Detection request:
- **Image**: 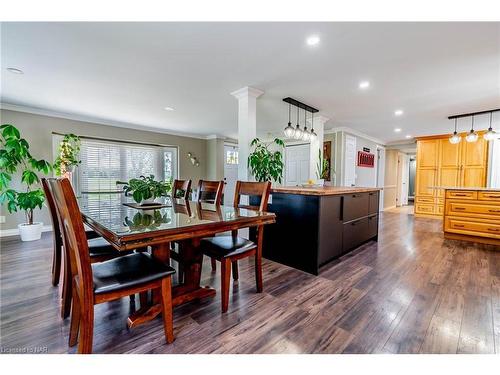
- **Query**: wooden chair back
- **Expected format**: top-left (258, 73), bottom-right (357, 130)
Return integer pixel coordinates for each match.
top-left (48, 178), bottom-right (94, 303)
top-left (41, 178), bottom-right (62, 246)
top-left (196, 180), bottom-right (224, 205)
top-left (172, 179), bottom-right (192, 200)
top-left (233, 181), bottom-right (271, 212)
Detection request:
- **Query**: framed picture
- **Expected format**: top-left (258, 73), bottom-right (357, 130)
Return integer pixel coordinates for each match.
top-left (323, 141), bottom-right (332, 181)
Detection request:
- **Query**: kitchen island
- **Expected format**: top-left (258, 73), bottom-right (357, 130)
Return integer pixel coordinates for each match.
top-left (262, 186), bottom-right (381, 275)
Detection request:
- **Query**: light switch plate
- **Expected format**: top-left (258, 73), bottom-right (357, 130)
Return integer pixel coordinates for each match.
top-left (0, 216), bottom-right (5, 224)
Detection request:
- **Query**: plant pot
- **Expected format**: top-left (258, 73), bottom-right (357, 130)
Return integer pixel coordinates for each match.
top-left (140, 198), bottom-right (157, 205)
top-left (18, 222), bottom-right (43, 242)
top-left (317, 179), bottom-right (325, 186)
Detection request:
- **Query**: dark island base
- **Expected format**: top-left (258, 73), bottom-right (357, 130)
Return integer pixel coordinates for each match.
top-left (260, 190), bottom-right (379, 275)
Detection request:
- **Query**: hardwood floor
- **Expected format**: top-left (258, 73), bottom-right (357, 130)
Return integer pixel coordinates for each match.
top-left (1, 210), bottom-right (499, 354)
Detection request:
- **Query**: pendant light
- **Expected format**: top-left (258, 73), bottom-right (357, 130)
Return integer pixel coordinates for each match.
top-left (310, 113), bottom-right (317, 141)
top-left (484, 111), bottom-right (497, 141)
top-left (293, 106), bottom-right (303, 140)
top-left (283, 102), bottom-right (295, 138)
top-left (465, 115), bottom-right (478, 142)
top-left (449, 118), bottom-right (461, 144)
top-left (302, 108), bottom-right (311, 141)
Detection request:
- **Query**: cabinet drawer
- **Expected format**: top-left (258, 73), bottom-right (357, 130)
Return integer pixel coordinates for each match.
top-left (368, 191), bottom-right (379, 214)
top-left (416, 196), bottom-right (435, 204)
top-left (478, 191), bottom-right (500, 201)
top-left (445, 190), bottom-right (477, 200)
top-left (415, 203), bottom-right (435, 214)
top-left (437, 205), bottom-right (444, 215)
top-left (367, 214), bottom-right (378, 238)
top-left (343, 217), bottom-right (369, 253)
top-left (446, 201), bottom-right (500, 218)
top-left (444, 218), bottom-right (500, 239)
top-left (342, 193), bottom-right (369, 222)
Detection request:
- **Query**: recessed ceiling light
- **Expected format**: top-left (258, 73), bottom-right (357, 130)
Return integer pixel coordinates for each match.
top-left (6, 67), bottom-right (23, 74)
top-left (359, 81), bottom-right (370, 89)
top-left (394, 109), bottom-right (404, 116)
top-left (164, 107), bottom-right (175, 111)
top-left (394, 128), bottom-right (402, 133)
top-left (306, 35), bottom-right (320, 46)
top-left (405, 135), bottom-right (412, 139)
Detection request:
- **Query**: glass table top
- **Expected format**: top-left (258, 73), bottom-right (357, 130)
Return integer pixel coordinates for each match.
top-left (78, 193), bottom-right (273, 237)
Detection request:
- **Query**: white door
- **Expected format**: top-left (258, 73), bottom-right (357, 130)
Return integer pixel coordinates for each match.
top-left (223, 145), bottom-right (239, 205)
top-left (400, 154), bottom-right (410, 205)
top-left (376, 147), bottom-right (385, 211)
top-left (344, 135), bottom-right (357, 186)
top-left (285, 144), bottom-right (310, 186)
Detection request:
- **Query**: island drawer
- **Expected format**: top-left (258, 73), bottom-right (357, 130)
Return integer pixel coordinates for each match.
top-left (445, 190), bottom-right (477, 200)
top-left (478, 191), bottom-right (500, 201)
top-left (367, 214), bottom-right (378, 238)
top-left (342, 193), bottom-right (369, 222)
top-left (343, 217), bottom-right (369, 253)
top-left (446, 201), bottom-right (500, 218)
top-left (368, 191), bottom-right (379, 214)
top-left (444, 217), bottom-right (500, 239)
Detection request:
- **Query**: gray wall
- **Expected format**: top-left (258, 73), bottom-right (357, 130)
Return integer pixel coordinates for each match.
top-left (0, 109), bottom-right (209, 231)
top-left (206, 138), bottom-right (225, 181)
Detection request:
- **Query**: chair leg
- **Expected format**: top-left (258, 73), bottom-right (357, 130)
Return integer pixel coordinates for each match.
top-left (220, 258), bottom-right (231, 313)
top-left (160, 277), bottom-right (174, 344)
top-left (69, 285), bottom-right (81, 347)
top-left (211, 257), bottom-right (216, 272)
top-left (51, 241), bottom-right (62, 286)
top-left (255, 227), bottom-right (264, 293)
top-left (139, 291), bottom-right (149, 308)
top-left (61, 257), bottom-right (72, 319)
top-left (77, 302), bottom-right (94, 354)
top-left (231, 261), bottom-right (239, 280)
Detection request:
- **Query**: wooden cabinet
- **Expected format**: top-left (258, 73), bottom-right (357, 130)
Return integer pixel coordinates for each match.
top-left (415, 133), bottom-right (488, 218)
top-left (443, 189), bottom-right (500, 246)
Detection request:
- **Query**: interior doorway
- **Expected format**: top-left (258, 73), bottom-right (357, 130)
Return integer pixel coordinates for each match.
top-left (223, 144), bottom-right (238, 205)
top-left (285, 143), bottom-right (310, 186)
top-left (408, 155), bottom-right (416, 203)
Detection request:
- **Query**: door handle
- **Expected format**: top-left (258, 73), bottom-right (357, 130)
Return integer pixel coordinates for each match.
top-left (454, 207), bottom-right (466, 210)
top-left (454, 224), bottom-right (465, 228)
top-left (488, 209), bottom-right (500, 213)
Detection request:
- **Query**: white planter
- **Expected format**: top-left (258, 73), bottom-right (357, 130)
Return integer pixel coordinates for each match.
top-left (18, 222), bottom-right (43, 242)
top-left (140, 198), bottom-right (157, 205)
top-left (317, 179), bottom-right (325, 186)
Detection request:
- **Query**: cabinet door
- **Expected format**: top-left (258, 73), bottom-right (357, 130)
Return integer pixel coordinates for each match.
top-left (417, 140), bottom-right (439, 168)
top-left (416, 168), bottom-right (436, 197)
top-left (438, 139), bottom-right (461, 196)
top-left (461, 137), bottom-right (488, 187)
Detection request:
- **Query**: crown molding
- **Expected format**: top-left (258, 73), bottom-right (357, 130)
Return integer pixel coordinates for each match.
top-left (206, 134), bottom-right (227, 140)
top-left (325, 126), bottom-right (386, 146)
top-left (0, 102), bottom-right (216, 140)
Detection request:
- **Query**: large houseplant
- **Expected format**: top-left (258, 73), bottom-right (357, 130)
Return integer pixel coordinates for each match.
top-left (53, 133), bottom-right (81, 176)
top-left (0, 124), bottom-right (52, 241)
top-left (248, 138), bottom-right (285, 183)
top-left (117, 175), bottom-right (172, 204)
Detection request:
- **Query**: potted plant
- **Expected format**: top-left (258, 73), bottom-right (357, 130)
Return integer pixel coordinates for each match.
top-left (53, 133), bottom-right (81, 176)
top-left (316, 149), bottom-right (329, 186)
top-left (248, 138), bottom-right (285, 183)
top-left (117, 175), bottom-right (172, 205)
top-left (0, 124), bottom-right (52, 241)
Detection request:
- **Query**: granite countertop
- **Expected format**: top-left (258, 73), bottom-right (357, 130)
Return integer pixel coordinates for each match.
top-left (429, 186), bottom-right (500, 192)
top-left (271, 186), bottom-right (382, 196)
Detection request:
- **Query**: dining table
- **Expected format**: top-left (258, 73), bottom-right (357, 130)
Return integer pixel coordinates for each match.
top-left (79, 193), bottom-right (276, 328)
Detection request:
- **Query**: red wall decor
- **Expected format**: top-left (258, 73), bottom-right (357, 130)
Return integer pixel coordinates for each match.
top-left (357, 151), bottom-right (375, 168)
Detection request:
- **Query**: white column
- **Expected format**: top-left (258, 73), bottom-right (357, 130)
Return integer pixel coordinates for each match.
top-left (230, 86), bottom-right (264, 181)
top-left (308, 115), bottom-right (329, 180)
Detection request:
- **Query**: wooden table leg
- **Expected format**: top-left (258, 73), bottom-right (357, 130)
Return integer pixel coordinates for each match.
top-left (127, 239), bottom-right (216, 329)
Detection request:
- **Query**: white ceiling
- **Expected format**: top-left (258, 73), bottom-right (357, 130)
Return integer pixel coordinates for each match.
top-left (1, 22), bottom-right (499, 143)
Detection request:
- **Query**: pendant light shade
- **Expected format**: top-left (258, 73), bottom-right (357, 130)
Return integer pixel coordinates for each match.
top-left (484, 112), bottom-right (497, 141)
top-left (302, 110), bottom-right (311, 141)
top-left (293, 106), bottom-right (303, 140)
top-left (449, 118), bottom-right (461, 144)
top-left (283, 102), bottom-right (295, 138)
top-left (310, 114), bottom-right (317, 141)
top-left (465, 115), bottom-right (478, 143)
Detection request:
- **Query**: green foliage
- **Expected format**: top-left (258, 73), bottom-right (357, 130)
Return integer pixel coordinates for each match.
top-left (53, 133), bottom-right (81, 176)
top-left (316, 149), bottom-right (328, 180)
top-left (124, 211), bottom-right (171, 232)
top-left (248, 138), bottom-right (285, 183)
top-left (117, 175), bottom-right (172, 204)
top-left (0, 123), bottom-right (53, 225)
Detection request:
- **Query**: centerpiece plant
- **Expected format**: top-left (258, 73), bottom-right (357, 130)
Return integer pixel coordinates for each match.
top-left (117, 175), bottom-right (172, 204)
top-left (248, 138), bottom-right (285, 183)
top-left (53, 133), bottom-right (81, 176)
top-left (0, 124), bottom-right (52, 241)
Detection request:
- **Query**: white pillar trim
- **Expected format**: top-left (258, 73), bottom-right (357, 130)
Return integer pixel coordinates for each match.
top-left (230, 86), bottom-right (264, 100)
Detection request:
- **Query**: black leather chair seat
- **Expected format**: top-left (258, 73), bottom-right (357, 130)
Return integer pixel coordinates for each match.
top-left (87, 237), bottom-right (120, 257)
top-left (92, 253), bottom-right (176, 295)
top-left (200, 236), bottom-right (256, 259)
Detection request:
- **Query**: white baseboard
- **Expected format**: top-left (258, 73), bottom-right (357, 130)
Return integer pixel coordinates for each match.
top-left (383, 205), bottom-right (397, 211)
top-left (0, 225), bottom-right (53, 238)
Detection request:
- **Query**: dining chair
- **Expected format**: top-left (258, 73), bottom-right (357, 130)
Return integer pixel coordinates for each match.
top-left (49, 178), bottom-right (175, 354)
top-left (41, 178), bottom-right (133, 319)
top-left (172, 179), bottom-right (192, 200)
top-left (200, 181), bottom-right (271, 313)
top-left (194, 180), bottom-right (224, 272)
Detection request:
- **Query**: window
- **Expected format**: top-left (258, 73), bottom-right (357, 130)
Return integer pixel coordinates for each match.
top-left (226, 150), bottom-right (239, 165)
